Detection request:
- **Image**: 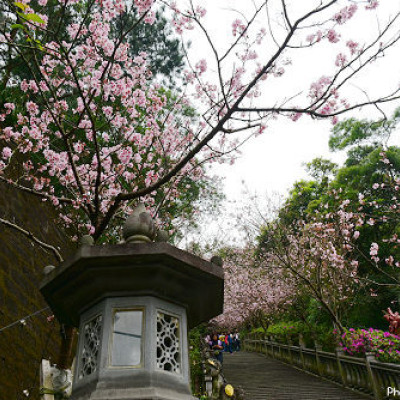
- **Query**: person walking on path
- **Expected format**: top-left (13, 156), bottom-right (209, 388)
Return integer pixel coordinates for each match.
top-left (235, 332), bottom-right (241, 351)
top-left (220, 333), bottom-right (227, 352)
top-left (211, 333), bottom-right (224, 364)
top-left (227, 333), bottom-right (233, 353)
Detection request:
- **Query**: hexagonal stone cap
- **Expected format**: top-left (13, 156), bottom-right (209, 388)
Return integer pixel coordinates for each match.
top-left (40, 242), bottom-right (224, 328)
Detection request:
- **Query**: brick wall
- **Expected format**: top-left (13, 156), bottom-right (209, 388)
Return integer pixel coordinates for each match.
top-left (0, 182), bottom-right (75, 400)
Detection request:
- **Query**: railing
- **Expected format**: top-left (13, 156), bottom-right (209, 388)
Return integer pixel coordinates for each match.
top-left (244, 334), bottom-right (400, 400)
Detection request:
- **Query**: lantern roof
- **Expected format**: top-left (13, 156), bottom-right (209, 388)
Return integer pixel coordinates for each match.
top-left (40, 242), bottom-right (224, 328)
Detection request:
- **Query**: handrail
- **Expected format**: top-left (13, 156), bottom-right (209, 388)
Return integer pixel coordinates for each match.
top-left (244, 336), bottom-right (400, 400)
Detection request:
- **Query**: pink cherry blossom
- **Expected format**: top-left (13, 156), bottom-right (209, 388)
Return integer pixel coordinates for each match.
top-left (333, 5), bottom-right (358, 25)
top-left (370, 242), bottom-right (379, 256)
top-left (327, 29), bottom-right (340, 43)
top-left (335, 53), bottom-right (347, 67)
top-left (0, 0), bottom-right (397, 243)
top-left (366, 1), bottom-right (379, 10)
top-left (2, 147), bottom-right (12, 159)
top-left (26, 102), bottom-right (39, 116)
top-left (232, 19), bottom-right (246, 37)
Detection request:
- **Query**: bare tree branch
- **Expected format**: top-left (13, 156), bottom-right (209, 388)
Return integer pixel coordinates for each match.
top-left (0, 217), bottom-right (63, 262)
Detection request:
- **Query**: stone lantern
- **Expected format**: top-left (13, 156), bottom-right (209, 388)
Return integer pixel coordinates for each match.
top-left (40, 205), bottom-right (224, 400)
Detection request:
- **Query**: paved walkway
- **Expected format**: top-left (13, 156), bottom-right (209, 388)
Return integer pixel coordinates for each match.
top-left (222, 352), bottom-right (371, 400)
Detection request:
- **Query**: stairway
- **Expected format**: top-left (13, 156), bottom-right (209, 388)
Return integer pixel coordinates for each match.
top-left (222, 352), bottom-right (372, 400)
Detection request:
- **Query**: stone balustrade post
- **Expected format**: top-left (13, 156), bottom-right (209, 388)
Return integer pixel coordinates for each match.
top-left (271, 337), bottom-right (275, 359)
top-left (268, 336), bottom-right (273, 357)
top-left (262, 335), bottom-right (267, 355)
top-left (299, 333), bottom-right (306, 369)
top-left (335, 347), bottom-right (347, 387)
top-left (315, 341), bottom-right (323, 376)
top-left (298, 333), bottom-right (306, 348)
top-left (278, 339), bottom-right (283, 359)
top-left (365, 352), bottom-right (382, 400)
top-left (287, 339), bottom-right (294, 364)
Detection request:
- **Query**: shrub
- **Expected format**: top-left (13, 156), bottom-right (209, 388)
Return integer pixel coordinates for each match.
top-left (338, 328), bottom-right (400, 364)
top-left (266, 321), bottom-right (302, 342)
top-left (262, 321), bottom-right (334, 349)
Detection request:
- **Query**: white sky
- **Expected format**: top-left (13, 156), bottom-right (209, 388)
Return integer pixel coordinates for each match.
top-left (213, 118), bottom-right (346, 198)
top-left (179, 0), bottom-right (400, 246)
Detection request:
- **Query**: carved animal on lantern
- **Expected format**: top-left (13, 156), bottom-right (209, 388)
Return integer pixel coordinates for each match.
top-left (204, 357), bottom-right (245, 400)
top-left (204, 358), bottom-right (224, 400)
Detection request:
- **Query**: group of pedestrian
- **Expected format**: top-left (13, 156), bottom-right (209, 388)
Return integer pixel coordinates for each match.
top-left (205, 332), bottom-right (241, 363)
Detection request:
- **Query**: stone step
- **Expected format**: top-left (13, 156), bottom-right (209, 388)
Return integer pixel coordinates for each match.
top-left (222, 352), bottom-right (372, 400)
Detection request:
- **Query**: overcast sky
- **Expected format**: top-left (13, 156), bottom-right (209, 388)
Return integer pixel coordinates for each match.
top-left (180, 0), bottom-right (400, 246)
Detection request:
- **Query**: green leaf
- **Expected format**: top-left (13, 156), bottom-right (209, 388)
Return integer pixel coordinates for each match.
top-left (14, 2), bottom-right (28, 11)
top-left (34, 39), bottom-right (44, 50)
top-left (10, 23), bottom-right (25, 30)
top-left (24, 13), bottom-right (46, 24)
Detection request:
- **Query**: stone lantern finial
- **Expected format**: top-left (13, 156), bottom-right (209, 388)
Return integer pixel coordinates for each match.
top-left (123, 203), bottom-right (156, 243)
top-left (80, 235), bottom-right (94, 246)
top-left (155, 229), bottom-right (169, 243)
top-left (211, 255), bottom-right (223, 267)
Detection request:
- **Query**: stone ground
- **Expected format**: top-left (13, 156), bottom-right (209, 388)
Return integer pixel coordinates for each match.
top-left (222, 352), bottom-right (372, 400)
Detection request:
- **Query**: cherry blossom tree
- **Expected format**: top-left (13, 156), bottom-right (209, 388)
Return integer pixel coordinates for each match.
top-left (1, 0), bottom-right (400, 247)
top-left (0, 0), bottom-right (221, 245)
top-left (257, 203), bottom-right (363, 332)
top-left (212, 247), bottom-right (294, 330)
top-left (356, 150), bottom-right (400, 287)
top-left (213, 160), bottom-right (399, 332)
top-left (254, 144), bottom-right (399, 330)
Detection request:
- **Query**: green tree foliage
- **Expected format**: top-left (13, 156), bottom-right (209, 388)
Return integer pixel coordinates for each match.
top-left (115, 7), bottom-right (184, 82)
top-left (278, 179), bottom-right (326, 227)
top-left (1, 0), bottom-right (74, 85)
top-left (257, 110), bottom-right (400, 330)
top-left (0, 2), bottom-right (184, 87)
top-left (329, 108), bottom-right (400, 152)
top-left (277, 158), bottom-right (338, 227)
top-left (304, 157), bottom-right (338, 182)
top-left (335, 146), bottom-right (399, 194)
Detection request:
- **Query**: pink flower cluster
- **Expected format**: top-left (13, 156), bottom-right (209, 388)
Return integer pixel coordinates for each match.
top-left (338, 327), bottom-right (400, 364)
top-left (0, 0), bottom-right (221, 238)
top-left (365, 1), bottom-right (379, 11)
top-left (232, 19), bottom-right (246, 37)
top-left (212, 248), bottom-right (294, 329)
top-left (333, 4), bottom-right (358, 25)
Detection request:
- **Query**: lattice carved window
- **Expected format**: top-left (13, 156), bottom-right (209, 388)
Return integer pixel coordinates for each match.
top-left (78, 315), bottom-right (102, 379)
top-left (156, 312), bottom-right (181, 373)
